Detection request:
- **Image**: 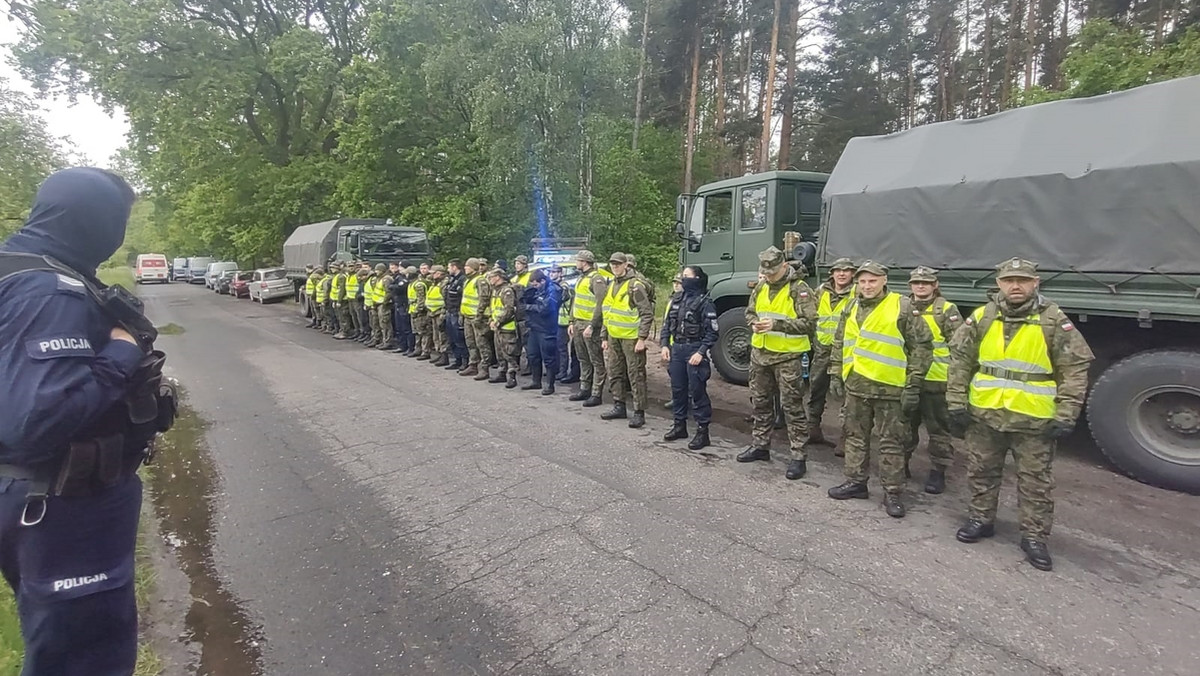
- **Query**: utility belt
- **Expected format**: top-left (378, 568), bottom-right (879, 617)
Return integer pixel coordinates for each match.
top-left (978, 366), bottom-right (1048, 382)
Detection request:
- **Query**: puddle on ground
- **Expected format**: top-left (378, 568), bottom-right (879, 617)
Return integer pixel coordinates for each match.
top-left (149, 398), bottom-right (264, 675)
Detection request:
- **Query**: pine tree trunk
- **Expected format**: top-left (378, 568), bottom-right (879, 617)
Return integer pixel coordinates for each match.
top-left (984, 0), bottom-right (994, 113)
top-left (1024, 0), bottom-right (1037, 91)
top-left (715, 0), bottom-right (728, 176)
top-left (1002, 0), bottom-right (1021, 108)
top-left (632, 0), bottom-right (652, 151)
top-left (777, 0), bottom-right (799, 170)
top-left (758, 0), bottom-right (782, 172)
top-left (683, 27), bottom-right (702, 193)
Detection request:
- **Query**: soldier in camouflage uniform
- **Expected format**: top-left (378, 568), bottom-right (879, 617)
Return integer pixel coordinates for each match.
top-left (598, 252), bottom-right (655, 428)
top-left (487, 268), bottom-right (521, 388)
top-left (317, 267), bottom-right (334, 333)
top-left (827, 261), bottom-right (933, 518)
top-left (333, 263), bottom-right (353, 340)
top-left (373, 263), bottom-right (396, 349)
top-left (948, 258), bottom-right (1093, 572)
top-left (737, 247), bottom-right (819, 479)
top-left (305, 266), bottom-right (321, 328)
top-left (568, 250), bottom-right (609, 407)
top-left (806, 257), bottom-right (856, 455)
top-left (429, 264), bottom-right (449, 365)
top-left (407, 266), bottom-right (431, 359)
top-left (902, 266), bottom-right (963, 494)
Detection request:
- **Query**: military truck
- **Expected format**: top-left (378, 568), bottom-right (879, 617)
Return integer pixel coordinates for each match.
top-left (821, 75), bottom-right (1200, 494)
top-left (283, 218), bottom-right (434, 316)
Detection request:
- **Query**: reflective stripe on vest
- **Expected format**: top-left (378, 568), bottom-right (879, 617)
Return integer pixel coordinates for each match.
top-left (427, 284), bottom-right (445, 312)
top-left (346, 274), bottom-right (360, 298)
top-left (573, 272), bottom-right (598, 321)
top-left (305, 277), bottom-right (316, 296)
top-left (750, 282), bottom-right (812, 353)
top-left (921, 301), bottom-right (949, 383)
top-left (491, 292), bottom-right (516, 331)
top-left (817, 288), bottom-right (852, 346)
top-left (331, 274), bottom-right (346, 301)
top-left (842, 292), bottom-right (907, 387)
top-left (364, 278), bottom-right (376, 307)
top-left (511, 271), bottom-right (530, 287)
top-left (602, 279), bottom-right (639, 340)
top-left (372, 278), bottom-right (388, 304)
top-left (462, 276), bottom-right (481, 317)
top-left (968, 308), bottom-right (1057, 420)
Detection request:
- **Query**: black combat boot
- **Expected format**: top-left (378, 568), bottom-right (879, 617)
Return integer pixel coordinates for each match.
top-left (582, 395), bottom-right (603, 408)
top-left (365, 339), bottom-right (378, 348)
top-left (474, 369), bottom-right (492, 381)
top-left (505, 372), bottom-right (518, 389)
top-left (521, 380), bottom-right (542, 390)
top-left (488, 372), bottom-right (506, 384)
top-left (924, 468), bottom-right (946, 495)
top-left (807, 427), bottom-right (827, 446)
top-left (687, 426), bottom-right (710, 450)
top-left (955, 519), bottom-right (995, 543)
top-left (600, 402), bottom-right (627, 420)
top-left (827, 481), bottom-right (869, 500)
top-left (541, 382), bottom-right (555, 395)
top-left (833, 446), bottom-right (845, 458)
top-left (663, 421), bottom-right (689, 441)
top-left (445, 361), bottom-right (463, 370)
top-left (432, 355), bottom-right (450, 367)
top-left (561, 374), bottom-right (580, 384)
top-left (568, 388), bottom-right (591, 402)
top-left (627, 410), bottom-right (645, 429)
top-left (416, 353), bottom-right (431, 361)
top-left (1020, 538), bottom-right (1053, 571)
top-left (736, 446), bottom-right (771, 463)
top-left (883, 493), bottom-right (906, 518)
top-left (785, 459), bottom-right (807, 480)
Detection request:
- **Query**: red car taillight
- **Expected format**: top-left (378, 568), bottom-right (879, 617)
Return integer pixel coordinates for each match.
top-left (261, 282), bottom-right (269, 289)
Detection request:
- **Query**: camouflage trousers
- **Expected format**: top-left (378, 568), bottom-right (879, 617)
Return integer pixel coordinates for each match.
top-left (431, 311), bottom-right (447, 358)
top-left (413, 313), bottom-right (432, 355)
top-left (606, 338), bottom-right (647, 411)
top-left (366, 305), bottom-right (379, 339)
top-left (842, 393), bottom-right (907, 494)
top-left (465, 320), bottom-right (493, 367)
top-left (750, 355), bottom-right (809, 459)
top-left (805, 346), bottom-right (836, 430)
top-left (337, 302), bottom-right (353, 335)
top-left (571, 320), bottom-right (606, 395)
top-left (375, 304), bottom-right (394, 344)
top-left (965, 422), bottom-right (1055, 541)
top-left (313, 301), bottom-right (325, 326)
top-left (348, 299), bottom-right (363, 334)
top-left (494, 329), bottom-right (521, 375)
top-left (903, 389), bottom-right (955, 470)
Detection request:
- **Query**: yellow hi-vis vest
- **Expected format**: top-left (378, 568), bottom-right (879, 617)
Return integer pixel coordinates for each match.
top-left (462, 275), bottom-right (481, 317)
top-left (750, 282), bottom-right (812, 353)
top-left (920, 299), bottom-right (950, 383)
top-left (346, 273), bottom-right (360, 299)
top-left (407, 279), bottom-right (423, 308)
top-left (842, 292), bottom-right (907, 387)
top-left (817, 288), bottom-right (853, 346)
top-left (968, 307), bottom-right (1057, 420)
top-left (573, 271), bottom-right (599, 321)
top-left (363, 278), bottom-right (376, 308)
top-left (427, 284), bottom-right (445, 312)
top-left (305, 276), bottom-right (316, 297)
top-left (331, 273), bottom-right (346, 302)
top-left (315, 277), bottom-right (328, 303)
top-left (372, 277), bottom-right (388, 304)
top-left (491, 291), bottom-right (516, 331)
top-left (602, 278), bottom-right (639, 340)
top-left (511, 271), bottom-right (531, 287)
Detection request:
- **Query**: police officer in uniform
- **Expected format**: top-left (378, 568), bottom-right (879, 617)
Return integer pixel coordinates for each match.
top-left (550, 265), bottom-right (580, 384)
top-left (518, 269), bottom-right (561, 395)
top-left (389, 261), bottom-right (413, 355)
top-left (0, 168), bottom-right (175, 674)
top-left (948, 258), bottom-right (1094, 571)
top-left (660, 266), bottom-right (718, 450)
top-left (443, 259), bottom-right (468, 370)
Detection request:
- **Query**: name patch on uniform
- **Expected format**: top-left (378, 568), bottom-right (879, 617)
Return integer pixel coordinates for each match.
top-left (27, 337), bottom-right (94, 360)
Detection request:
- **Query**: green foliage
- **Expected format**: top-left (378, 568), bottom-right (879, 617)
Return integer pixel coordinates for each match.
top-left (0, 78), bottom-right (68, 240)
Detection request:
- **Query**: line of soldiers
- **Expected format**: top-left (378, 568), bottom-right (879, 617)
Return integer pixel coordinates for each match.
top-left (740, 247), bottom-right (1093, 572)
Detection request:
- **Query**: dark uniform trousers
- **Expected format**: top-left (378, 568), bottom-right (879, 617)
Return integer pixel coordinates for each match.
top-left (394, 308), bottom-right (414, 352)
top-left (669, 342), bottom-right (712, 426)
top-left (526, 328), bottom-right (558, 383)
top-left (556, 326), bottom-right (580, 380)
top-left (447, 313), bottom-right (468, 363)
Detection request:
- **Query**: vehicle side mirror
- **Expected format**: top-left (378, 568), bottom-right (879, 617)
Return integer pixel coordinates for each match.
top-left (675, 195), bottom-right (688, 223)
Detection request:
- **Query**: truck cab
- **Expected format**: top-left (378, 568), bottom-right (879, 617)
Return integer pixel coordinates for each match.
top-left (677, 171), bottom-right (828, 385)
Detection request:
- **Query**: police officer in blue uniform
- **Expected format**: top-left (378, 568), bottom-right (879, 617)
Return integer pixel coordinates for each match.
top-left (0, 168), bottom-right (174, 676)
top-left (659, 265), bottom-right (719, 450)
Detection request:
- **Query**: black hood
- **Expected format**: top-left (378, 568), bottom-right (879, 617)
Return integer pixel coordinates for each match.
top-left (2, 167), bottom-right (135, 276)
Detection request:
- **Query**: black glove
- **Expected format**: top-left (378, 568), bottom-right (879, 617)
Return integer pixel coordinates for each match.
top-left (829, 376), bottom-right (845, 399)
top-left (947, 408), bottom-right (971, 439)
top-left (900, 388), bottom-right (921, 415)
top-left (1042, 419), bottom-right (1074, 440)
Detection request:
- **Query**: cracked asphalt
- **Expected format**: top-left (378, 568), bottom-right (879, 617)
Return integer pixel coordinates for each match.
top-left (144, 282), bottom-right (1200, 675)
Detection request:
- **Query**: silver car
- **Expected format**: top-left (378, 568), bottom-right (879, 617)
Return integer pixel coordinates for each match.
top-left (249, 267), bottom-right (292, 304)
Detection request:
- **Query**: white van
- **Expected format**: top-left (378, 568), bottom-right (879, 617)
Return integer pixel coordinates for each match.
top-left (135, 253), bottom-right (170, 284)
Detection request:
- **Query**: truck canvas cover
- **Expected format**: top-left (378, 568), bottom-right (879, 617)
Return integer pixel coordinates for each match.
top-left (283, 218), bottom-right (388, 268)
top-left (821, 75), bottom-right (1200, 274)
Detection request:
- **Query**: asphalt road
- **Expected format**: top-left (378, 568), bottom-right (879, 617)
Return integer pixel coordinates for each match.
top-left (142, 281), bottom-right (1200, 675)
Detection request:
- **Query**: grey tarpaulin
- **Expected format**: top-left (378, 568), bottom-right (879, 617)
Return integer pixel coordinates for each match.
top-left (821, 75), bottom-right (1200, 274)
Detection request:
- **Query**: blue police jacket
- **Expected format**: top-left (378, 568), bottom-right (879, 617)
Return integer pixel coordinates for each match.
top-left (0, 168), bottom-right (144, 467)
top-left (520, 281), bottom-right (560, 334)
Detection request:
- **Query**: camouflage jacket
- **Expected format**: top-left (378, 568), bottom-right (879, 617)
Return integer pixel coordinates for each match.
top-left (947, 293), bottom-right (1094, 432)
top-left (910, 294), bottom-right (964, 393)
top-left (829, 290), bottom-right (933, 400)
top-left (599, 273), bottom-right (655, 341)
top-left (409, 278), bottom-right (427, 314)
top-left (473, 274), bottom-right (493, 325)
top-left (492, 283), bottom-right (518, 329)
top-left (813, 280), bottom-right (855, 358)
top-left (377, 273), bottom-right (395, 305)
top-left (744, 268), bottom-right (819, 366)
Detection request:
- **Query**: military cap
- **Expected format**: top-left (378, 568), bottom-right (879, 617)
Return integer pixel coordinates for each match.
top-left (908, 266), bottom-right (939, 283)
top-left (405, 266), bottom-right (417, 275)
top-left (627, 253), bottom-right (638, 268)
top-left (829, 257), bottom-right (857, 271)
top-left (477, 257), bottom-right (489, 269)
top-left (575, 249), bottom-right (596, 263)
top-left (515, 255), bottom-right (528, 264)
top-left (486, 266), bottom-right (506, 278)
top-left (758, 246), bottom-right (786, 274)
top-left (995, 257), bottom-right (1039, 279)
top-left (672, 273), bottom-right (682, 284)
top-left (305, 264), bottom-right (314, 272)
top-left (465, 257), bottom-right (480, 269)
top-left (608, 252), bottom-right (628, 264)
top-left (855, 260), bottom-right (889, 277)
top-left (431, 264), bottom-right (446, 274)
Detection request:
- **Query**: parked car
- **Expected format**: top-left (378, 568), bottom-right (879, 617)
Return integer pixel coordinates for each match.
top-left (205, 261), bottom-right (238, 289)
top-left (135, 253), bottom-right (170, 284)
top-left (187, 256), bottom-right (214, 284)
top-left (249, 267), bottom-right (292, 303)
top-left (172, 257), bottom-right (189, 281)
top-left (229, 271), bottom-right (252, 299)
top-left (215, 269), bottom-right (238, 295)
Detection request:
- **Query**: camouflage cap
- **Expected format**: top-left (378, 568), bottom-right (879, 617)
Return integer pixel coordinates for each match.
top-left (305, 264), bottom-right (314, 272)
top-left (487, 266), bottom-right (506, 278)
top-left (431, 264), bottom-right (446, 274)
top-left (672, 273), bottom-right (683, 284)
top-left (608, 252), bottom-right (628, 264)
top-left (829, 257), bottom-right (857, 271)
top-left (314, 266), bottom-right (325, 274)
top-left (758, 246), bottom-right (786, 274)
top-left (374, 263), bottom-right (386, 273)
top-left (855, 260), bottom-right (889, 278)
top-left (908, 265), bottom-right (939, 283)
top-left (575, 249), bottom-right (596, 263)
top-left (995, 257), bottom-right (1039, 279)
top-left (465, 257), bottom-right (480, 269)
top-left (626, 253), bottom-right (638, 268)
top-left (478, 257), bottom-right (489, 269)
top-left (514, 255), bottom-right (528, 264)
top-left (405, 266), bottom-right (418, 275)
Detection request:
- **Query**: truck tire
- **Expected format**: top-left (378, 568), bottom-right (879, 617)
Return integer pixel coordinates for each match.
top-left (298, 291), bottom-right (311, 318)
top-left (1087, 349), bottom-right (1200, 494)
top-left (712, 308), bottom-right (751, 386)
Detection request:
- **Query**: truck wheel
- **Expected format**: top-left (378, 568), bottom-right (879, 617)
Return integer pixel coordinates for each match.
top-left (298, 292), bottom-right (311, 318)
top-left (712, 308), bottom-right (750, 386)
top-left (1087, 349), bottom-right (1200, 494)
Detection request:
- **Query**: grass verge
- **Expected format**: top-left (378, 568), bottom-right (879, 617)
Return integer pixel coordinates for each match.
top-left (98, 266), bottom-right (136, 289)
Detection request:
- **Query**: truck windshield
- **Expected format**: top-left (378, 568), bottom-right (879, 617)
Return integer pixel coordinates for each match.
top-left (357, 231), bottom-right (431, 257)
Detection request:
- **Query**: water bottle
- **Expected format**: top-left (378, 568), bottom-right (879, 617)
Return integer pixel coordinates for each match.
top-left (802, 352), bottom-right (810, 381)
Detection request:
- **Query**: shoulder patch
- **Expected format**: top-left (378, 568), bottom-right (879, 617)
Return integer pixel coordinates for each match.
top-left (26, 336), bottom-right (95, 360)
top-left (56, 274), bottom-right (87, 295)
top-left (1061, 321), bottom-right (1074, 331)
